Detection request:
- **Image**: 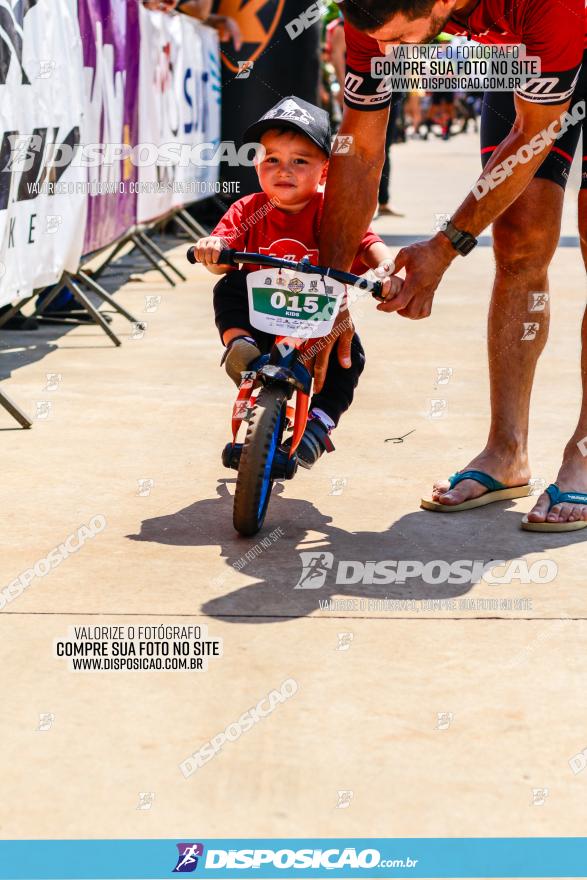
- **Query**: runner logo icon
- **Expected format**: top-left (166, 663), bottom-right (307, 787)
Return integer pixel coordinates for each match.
top-left (173, 843), bottom-right (204, 873)
top-left (294, 551), bottom-right (334, 589)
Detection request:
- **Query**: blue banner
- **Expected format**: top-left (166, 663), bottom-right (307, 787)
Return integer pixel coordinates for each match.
top-left (1, 838), bottom-right (587, 879)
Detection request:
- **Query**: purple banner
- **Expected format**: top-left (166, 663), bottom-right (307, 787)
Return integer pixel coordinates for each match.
top-left (78, 0), bottom-right (140, 255)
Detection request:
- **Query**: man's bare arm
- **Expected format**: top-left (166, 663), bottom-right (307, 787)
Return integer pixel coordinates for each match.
top-left (330, 27), bottom-right (346, 108)
top-left (380, 95), bottom-right (573, 319)
top-left (309, 105), bottom-right (389, 391)
top-left (312, 104), bottom-right (390, 392)
top-left (452, 94), bottom-right (572, 236)
top-left (320, 104), bottom-right (389, 271)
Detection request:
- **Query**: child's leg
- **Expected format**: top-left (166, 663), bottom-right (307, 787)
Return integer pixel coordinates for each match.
top-left (213, 271), bottom-right (272, 383)
top-left (309, 332), bottom-right (366, 427)
top-left (222, 333), bottom-right (263, 384)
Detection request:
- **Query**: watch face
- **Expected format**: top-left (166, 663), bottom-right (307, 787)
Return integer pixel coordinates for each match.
top-left (460, 236), bottom-right (477, 255)
top-left (442, 222), bottom-right (477, 254)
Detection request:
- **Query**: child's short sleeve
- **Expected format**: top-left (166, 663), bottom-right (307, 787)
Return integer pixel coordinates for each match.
top-left (211, 198), bottom-right (247, 250)
top-left (349, 226), bottom-right (384, 274)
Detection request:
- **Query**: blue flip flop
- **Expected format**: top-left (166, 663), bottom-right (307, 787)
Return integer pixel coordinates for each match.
top-left (421, 469), bottom-right (531, 513)
top-left (522, 483), bottom-right (587, 531)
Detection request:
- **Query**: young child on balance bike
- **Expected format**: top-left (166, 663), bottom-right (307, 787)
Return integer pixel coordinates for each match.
top-left (194, 96), bottom-right (392, 468)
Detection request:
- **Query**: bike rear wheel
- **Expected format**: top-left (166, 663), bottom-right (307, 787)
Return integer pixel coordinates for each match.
top-left (233, 385), bottom-right (287, 537)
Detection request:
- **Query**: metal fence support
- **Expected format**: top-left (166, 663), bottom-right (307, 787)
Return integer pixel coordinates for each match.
top-left (90, 235), bottom-right (135, 281)
top-left (0, 295), bottom-right (36, 329)
top-left (177, 208), bottom-right (209, 238)
top-left (130, 234), bottom-right (176, 287)
top-left (174, 211), bottom-right (203, 240)
top-left (64, 273), bottom-right (122, 346)
top-left (77, 270), bottom-right (138, 323)
top-left (34, 276), bottom-right (68, 317)
top-left (138, 232), bottom-right (187, 282)
top-left (0, 207), bottom-right (205, 342)
top-left (0, 388), bottom-right (32, 428)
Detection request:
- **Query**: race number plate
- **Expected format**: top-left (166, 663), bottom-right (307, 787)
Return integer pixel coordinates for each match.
top-left (246, 269), bottom-right (345, 338)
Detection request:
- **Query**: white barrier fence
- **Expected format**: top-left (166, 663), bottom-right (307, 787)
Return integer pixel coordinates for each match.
top-left (0, 0), bottom-right (220, 309)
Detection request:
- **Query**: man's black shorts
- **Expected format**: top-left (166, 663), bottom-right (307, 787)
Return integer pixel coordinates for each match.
top-left (480, 51), bottom-right (587, 189)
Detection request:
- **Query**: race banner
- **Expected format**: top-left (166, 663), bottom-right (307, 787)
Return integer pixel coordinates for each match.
top-left (137, 7), bottom-right (221, 224)
top-left (0, 0), bottom-right (222, 304)
top-left (78, 0), bottom-right (140, 255)
top-left (0, 0), bottom-right (86, 306)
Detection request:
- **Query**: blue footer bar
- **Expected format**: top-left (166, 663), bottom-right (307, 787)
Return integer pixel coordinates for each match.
top-left (1, 838), bottom-right (587, 879)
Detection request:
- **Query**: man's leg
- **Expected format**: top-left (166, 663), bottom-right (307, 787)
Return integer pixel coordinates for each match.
top-left (525, 188), bottom-right (587, 524)
top-left (432, 178), bottom-right (563, 505)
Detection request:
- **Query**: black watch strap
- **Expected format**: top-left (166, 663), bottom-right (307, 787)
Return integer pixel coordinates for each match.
top-left (441, 220), bottom-right (478, 256)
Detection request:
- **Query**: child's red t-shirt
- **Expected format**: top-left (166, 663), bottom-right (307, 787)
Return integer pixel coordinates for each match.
top-left (212, 191), bottom-right (382, 275)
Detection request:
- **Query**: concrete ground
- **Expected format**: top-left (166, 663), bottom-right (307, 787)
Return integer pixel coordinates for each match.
top-left (1, 130), bottom-right (587, 844)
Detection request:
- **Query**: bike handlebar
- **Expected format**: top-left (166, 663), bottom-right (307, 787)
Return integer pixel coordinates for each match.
top-left (186, 247), bottom-right (384, 299)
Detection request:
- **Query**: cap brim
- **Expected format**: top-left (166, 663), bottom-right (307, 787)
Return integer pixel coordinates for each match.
top-left (242, 119), bottom-right (330, 156)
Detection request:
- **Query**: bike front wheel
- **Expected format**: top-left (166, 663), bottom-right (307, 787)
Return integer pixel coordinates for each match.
top-left (233, 385), bottom-right (287, 537)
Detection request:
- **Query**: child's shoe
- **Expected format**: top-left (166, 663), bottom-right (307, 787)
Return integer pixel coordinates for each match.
top-left (221, 336), bottom-right (262, 385)
top-left (284, 409), bottom-right (335, 469)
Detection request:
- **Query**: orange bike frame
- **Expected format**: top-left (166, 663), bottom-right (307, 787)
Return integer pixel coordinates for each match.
top-left (230, 334), bottom-right (314, 458)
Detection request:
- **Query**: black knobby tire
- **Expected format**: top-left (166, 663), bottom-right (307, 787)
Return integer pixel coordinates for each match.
top-left (233, 385), bottom-right (287, 537)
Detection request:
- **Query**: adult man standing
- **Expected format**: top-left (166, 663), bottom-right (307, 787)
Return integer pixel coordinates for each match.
top-left (314, 0), bottom-right (587, 530)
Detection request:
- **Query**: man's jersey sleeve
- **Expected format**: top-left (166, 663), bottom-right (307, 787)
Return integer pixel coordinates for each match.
top-left (513, 0), bottom-right (583, 104)
top-left (443, 0), bottom-right (584, 105)
top-left (344, 20), bottom-right (392, 110)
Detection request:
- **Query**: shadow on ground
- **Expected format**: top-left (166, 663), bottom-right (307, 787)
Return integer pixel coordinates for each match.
top-left (0, 333), bottom-right (62, 380)
top-left (128, 480), bottom-right (583, 623)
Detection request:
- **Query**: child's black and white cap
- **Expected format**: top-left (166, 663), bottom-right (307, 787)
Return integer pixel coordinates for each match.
top-left (243, 96), bottom-right (331, 157)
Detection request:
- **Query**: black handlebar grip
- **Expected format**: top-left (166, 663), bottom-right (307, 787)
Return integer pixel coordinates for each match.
top-left (186, 247), bottom-right (237, 266)
top-left (218, 249), bottom-right (236, 265)
top-left (371, 280), bottom-right (384, 301)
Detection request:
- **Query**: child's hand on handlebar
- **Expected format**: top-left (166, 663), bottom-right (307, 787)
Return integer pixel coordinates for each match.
top-left (194, 236), bottom-right (229, 270)
top-left (373, 258), bottom-right (403, 304)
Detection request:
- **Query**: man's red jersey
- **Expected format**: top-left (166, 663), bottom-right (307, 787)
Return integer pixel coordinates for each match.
top-left (212, 191), bottom-right (383, 274)
top-left (344, 0), bottom-right (584, 109)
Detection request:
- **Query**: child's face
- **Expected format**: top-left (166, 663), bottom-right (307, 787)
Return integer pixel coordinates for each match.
top-left (255, 130), bottom-right (328, 210)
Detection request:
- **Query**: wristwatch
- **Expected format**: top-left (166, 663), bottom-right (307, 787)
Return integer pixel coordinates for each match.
top-left (440, 219), bottom-right (478, 256)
